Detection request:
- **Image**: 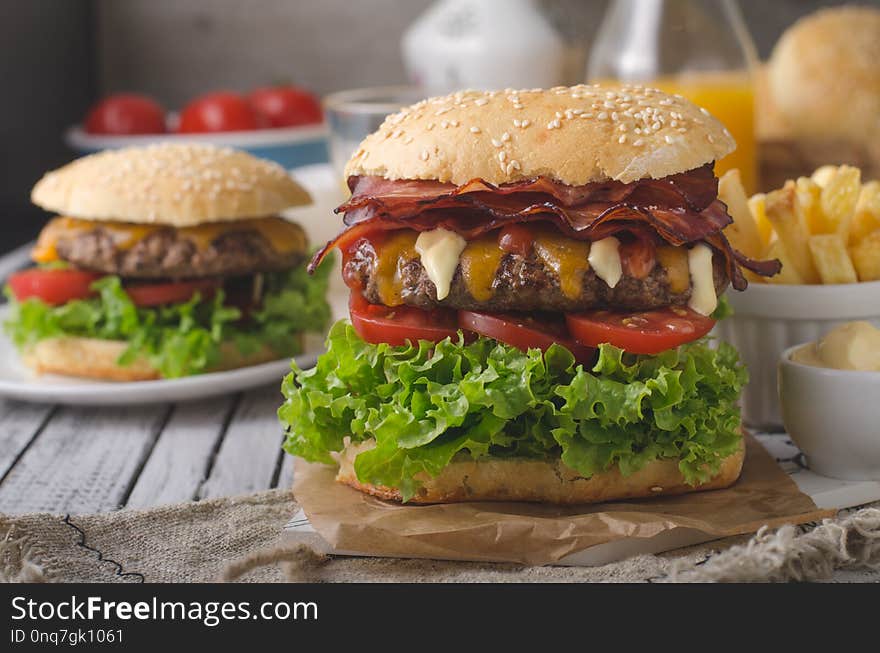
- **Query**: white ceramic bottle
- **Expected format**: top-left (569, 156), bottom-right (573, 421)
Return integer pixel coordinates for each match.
top-left (402, 0), bottom-right (566, 96)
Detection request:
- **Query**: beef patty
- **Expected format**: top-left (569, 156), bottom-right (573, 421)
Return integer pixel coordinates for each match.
top-left (344, 239), bottom-right (728, 313)
top-left (54, 220), bottom-right (307, 279)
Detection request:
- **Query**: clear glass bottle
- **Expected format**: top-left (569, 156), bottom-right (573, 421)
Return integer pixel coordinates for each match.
top-left (588, 0), bottom-right (758, 193)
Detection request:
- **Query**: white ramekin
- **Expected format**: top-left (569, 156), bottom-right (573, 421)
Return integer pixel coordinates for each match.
top-left (779, 345), bottom-right (880, 481)
top-left (714, 281), bottom-right (880, 430)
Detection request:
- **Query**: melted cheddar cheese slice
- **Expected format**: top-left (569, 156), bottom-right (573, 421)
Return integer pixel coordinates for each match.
top-left (31, 216), bottom-right (306, 264)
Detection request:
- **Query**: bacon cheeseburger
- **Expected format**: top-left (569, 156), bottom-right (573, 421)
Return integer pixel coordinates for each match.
top-left (5, 143), bottom-right (332, 380)
top-left (280, 85), bottom-right (780, 504)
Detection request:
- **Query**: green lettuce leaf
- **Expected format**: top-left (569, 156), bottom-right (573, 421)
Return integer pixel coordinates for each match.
top-left (279, 321), bottom-right (747, 501)
top-left (3, 257), bottom-right (332, 378)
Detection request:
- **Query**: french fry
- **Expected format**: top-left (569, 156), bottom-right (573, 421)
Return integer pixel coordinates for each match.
top-left (765, 239), bottom-right (805, 285)
top-left (808, 234), bottom-right (858, 284)
top-left (718, 169), bottom-right (763, 260)
top-left (849, 181), bottom-right (880, 245)
top-left (850, 229), bottom-right (880, 281)
top-left (811, 165), bottom-right (839, 188)
top-left (764, 182), bottom-right (821, 284)
top-left (795, 177), bottom-right (830, 234)
top-left (820, 165), bottom-right (861, 241)
top-left (747, 193), bottom-right (773, 247)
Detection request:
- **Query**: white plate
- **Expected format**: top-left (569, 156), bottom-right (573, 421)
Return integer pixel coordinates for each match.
top-left (0, 304), bottom-right (322, 406)
top-left (0, 163), bottom-right (349, 406)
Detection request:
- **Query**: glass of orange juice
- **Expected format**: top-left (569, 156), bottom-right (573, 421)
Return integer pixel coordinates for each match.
top-left (588, 0), bottom-right (758, 194)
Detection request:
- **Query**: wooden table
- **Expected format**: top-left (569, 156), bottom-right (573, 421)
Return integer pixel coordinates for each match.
top-left (0, 387), bottom-right (295, 514)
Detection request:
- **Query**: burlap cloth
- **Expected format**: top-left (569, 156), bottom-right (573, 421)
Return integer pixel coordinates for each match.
top-left (1, 489), bottom-right (879, 583)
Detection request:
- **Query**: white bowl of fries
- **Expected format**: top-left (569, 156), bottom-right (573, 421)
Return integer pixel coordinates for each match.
top-left (715, 165), bottom-right (880, 429)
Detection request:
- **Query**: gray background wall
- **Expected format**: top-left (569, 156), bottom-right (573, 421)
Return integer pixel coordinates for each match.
top-left (3, 0), bottom-right (879, 249)
top-left (96, 0), bottom-right (878, 106)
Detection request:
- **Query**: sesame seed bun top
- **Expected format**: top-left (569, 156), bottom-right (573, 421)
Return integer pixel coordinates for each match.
top-left (31, 143), bottom-right (311, 227)
top-left (768, 6), bottom-right (880, 143)
top-left (344, 84), bottom-right (735, 186)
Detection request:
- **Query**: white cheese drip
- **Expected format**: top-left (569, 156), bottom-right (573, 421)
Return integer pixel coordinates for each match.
top-left (415, 228), bottom-right (467, 301)
top-left (687, 243), bottom-right (717, 316)
top-left (588, 237), bottom-right (622, 289)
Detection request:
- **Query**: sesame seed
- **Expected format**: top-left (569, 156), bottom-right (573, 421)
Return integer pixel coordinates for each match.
top-left (474, 98), bottom-right (489, 106)
top-left (611, 112), bottom-right (619, 121)
top-left (555, 111), bottom-right (563, 119)
top-left (441, 120), bottom-right (449, 128)
top-left (707, 134), bottom-right (715, 143)
top-left (664, 135), bottom-right (675, 144)
top-left (492, 138), bottom-right (502, 148)
top-left (618, 134), bottom-right (627, 144)
top-left (581, 113), bottom-right (593, 119)
top-left (652, 121), bottom-right (661, 131)
top-left (700, 107), bottom-right (711, 116)
top-left (670, 120), bottom-right (678, 128)
top-left (470, 126), bottom-right (481, 133)
top-left (618, 124), bottom-right (628, 132)
top-left (547, 119), bottom-right (561, 129)
top-left (435, 107), bottom-right (451, 115)
top-left (450, 120), bottom-right (459, 127)
top-left (420, 150), bottom-right (430, 161)
top-left (521, 119), bottom-right (531, 128)
top-left (677, 127), bottom-right (687, 133)
top-left (426, 123), bottom-right (435, 131)
top-left (501, 132), bottom-right (510, 142)
top-left (403, 135), bottom-right (414, 144)
top-left (499, 151), bottom-right (507, 162)
top-left (513, 119), bottom-right (521, 128)
top-left (597, 112), bottom-right (608, 120)
top-left (510, 160), bottom-right (521, 170)
top-left (633, 138), bottom-right (644, 146)
top-left (513, 104), bottom-right (523, 109)
top-left (571, 109), bottom-right (583, 115)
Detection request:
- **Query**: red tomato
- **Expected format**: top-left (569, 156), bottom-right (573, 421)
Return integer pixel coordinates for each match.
top-left (566, 307), bottom-right (716, 355)
top-left (248, 86), bottom-right (323, 127)
top-left (458, 311), bottom-right (596, 365)
top-left (177, 92), bottom-right (266, 133)
top-left (124, 280), bottom-right (220, 307)
top-left (349, 294), bottom-right (461, 346)
top-left (84, 94), bottom-right (166, 135)
top-left (7, 269), bottom-right (101, 305)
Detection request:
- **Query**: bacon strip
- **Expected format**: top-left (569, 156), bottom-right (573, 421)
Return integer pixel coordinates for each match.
top-left (309, 166), bottom-right (781, 285)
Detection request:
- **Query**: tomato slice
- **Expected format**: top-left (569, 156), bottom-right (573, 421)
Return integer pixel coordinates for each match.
top-left (124, 279), bottom-right (221, 307)
top-left (566, 307), bottom-right (716, 355)
top-left (349, 293), bottom-right (461, 346)
top-left (7, 269), bottom-right (101, 305)
top-left (458, 310), bottom-right (596, 365)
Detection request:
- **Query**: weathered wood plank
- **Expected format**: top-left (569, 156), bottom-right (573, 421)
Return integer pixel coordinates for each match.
top-left (276, 452), bottom-right (295, 491)
top-left (0, 400), bottom-right (55, 482)
top-left (198, 384), bottom-right (285, 500)
top-left (0, 404), bottom-right (169, 514)
top-left (124, 397), bottom-right (239, 509)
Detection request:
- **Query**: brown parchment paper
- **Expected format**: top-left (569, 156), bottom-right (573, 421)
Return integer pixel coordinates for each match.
top-left (292, 435), bottom-right (834, 566)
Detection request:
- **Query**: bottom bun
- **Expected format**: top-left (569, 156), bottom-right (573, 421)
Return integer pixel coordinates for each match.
top-left (22, 336), bottom-right (293, 381)
top-left (335, 437), bottom-right (745, 505)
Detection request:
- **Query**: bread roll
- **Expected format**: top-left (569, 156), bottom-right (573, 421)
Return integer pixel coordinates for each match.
top-left (345, 85), bottom-right (735, 186)
top-left (334, 437), bottom-right (745, 505)
top-left (31, 143), bottom-right (312, 226)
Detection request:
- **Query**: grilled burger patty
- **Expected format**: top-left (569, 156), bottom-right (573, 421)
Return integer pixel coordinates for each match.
top-left (46, 219), bottom-right (308, 279)
top-left (344, 238), bottom-right (729, 313)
